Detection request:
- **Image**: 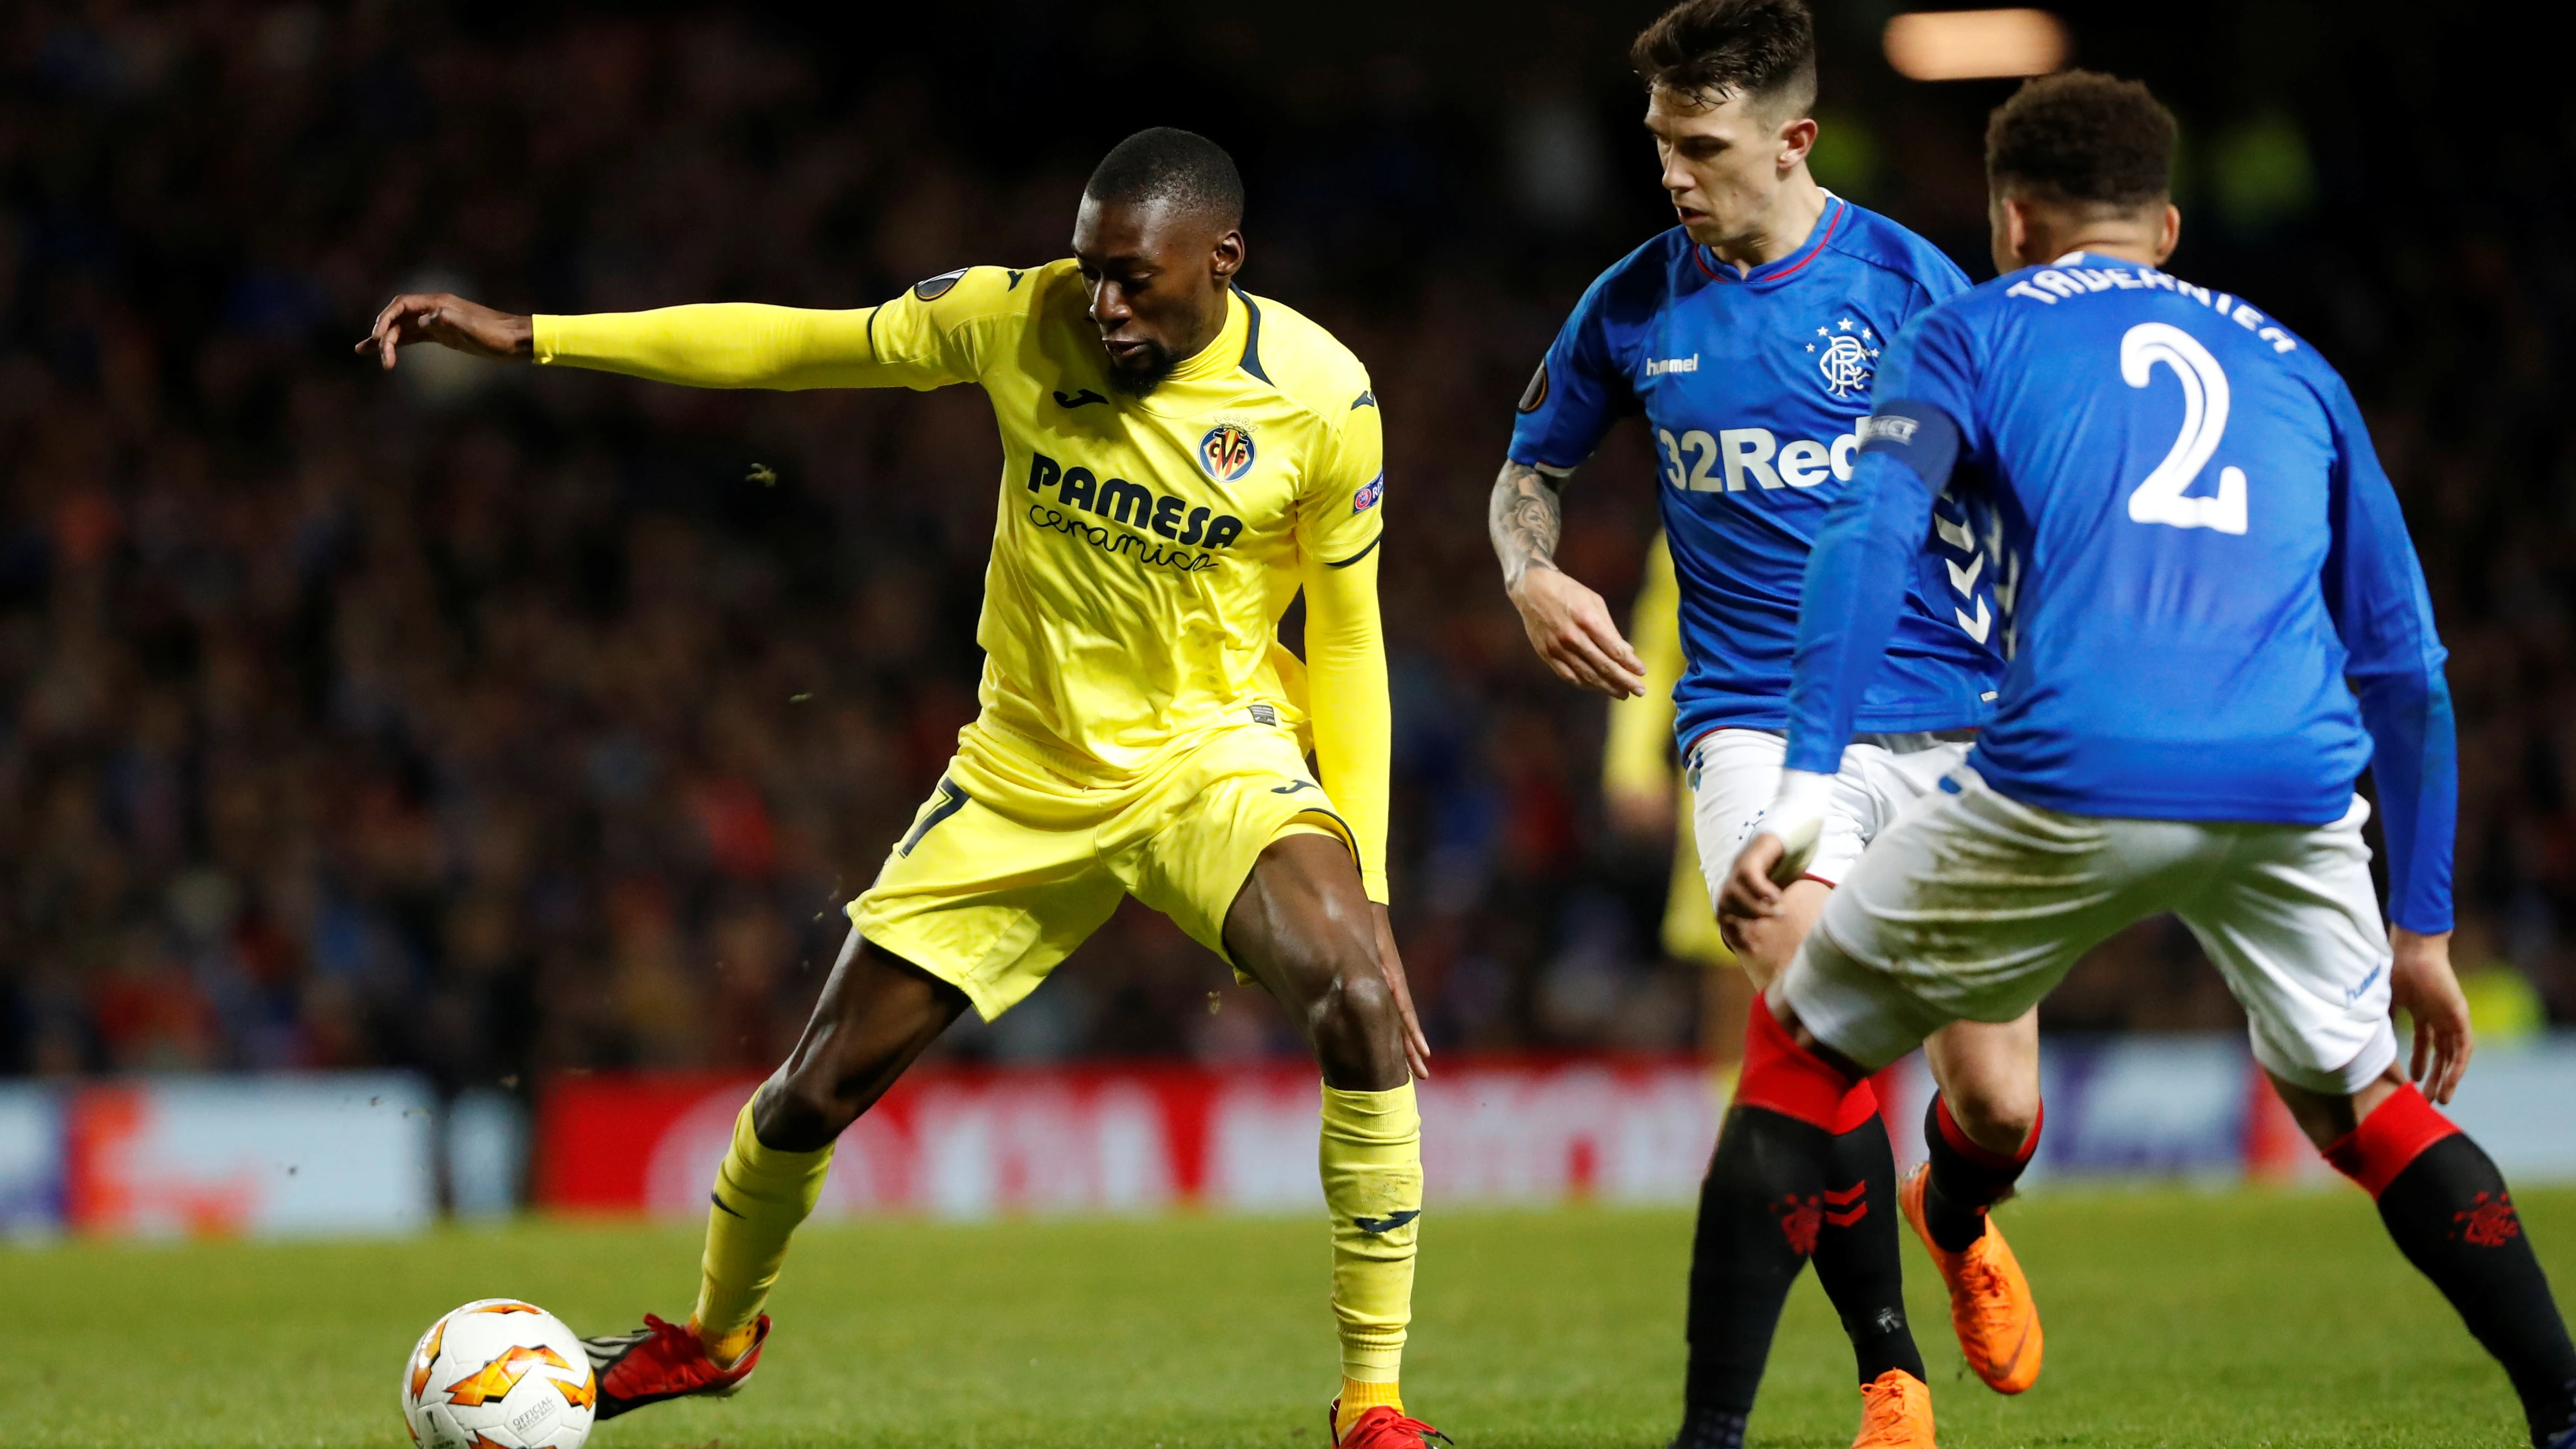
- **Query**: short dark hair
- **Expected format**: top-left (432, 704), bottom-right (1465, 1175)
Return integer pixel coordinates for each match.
top-left (1985, 71), bottom-right (2177, 212)
top-left (1083, 127), bottom-right (1245, 229)
top-left (1630, 0), bottom-right (1817, 117)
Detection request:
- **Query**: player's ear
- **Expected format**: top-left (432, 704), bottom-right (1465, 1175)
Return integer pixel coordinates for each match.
top-left (1992, 194), bottom-right (2032, 273)
top-left (1778, 114), bottom-right (1818, 172)
top-left (2152, 203), bottom-right (2181, 266)
top-left (1210, 228), bottom-right (1246, 284)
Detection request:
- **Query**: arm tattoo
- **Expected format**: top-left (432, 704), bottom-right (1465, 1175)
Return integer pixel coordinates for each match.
top-left (1490, 459), bottom-right (1570, 591)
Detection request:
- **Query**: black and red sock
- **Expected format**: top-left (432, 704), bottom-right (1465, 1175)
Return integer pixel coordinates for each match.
top-left (1811, 1088), bottom-right (1929, 1387)
top-left (2325, 1084), bottom-right (2576, 1447)
top-left (1678, 998), bottom-right (1866, 1446)
top-left (1920, 1091), bottom-right (2041, 1252)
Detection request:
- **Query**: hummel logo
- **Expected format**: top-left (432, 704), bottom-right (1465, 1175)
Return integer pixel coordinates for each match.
top-left (1351, 390), bottom-right (1377, 409)
top-left (1007, 269), bottom-right (1026, 289)
top-left (1270, 779), bottom-right (1316, 795)
top-left (1354, 1209), bottom-right (1420, 1235)
top-left (1052, 389), bottom-right (1108, 409)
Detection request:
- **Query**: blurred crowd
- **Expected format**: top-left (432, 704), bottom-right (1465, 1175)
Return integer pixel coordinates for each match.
top-left (2, 0), bottom-right (2568, 1089)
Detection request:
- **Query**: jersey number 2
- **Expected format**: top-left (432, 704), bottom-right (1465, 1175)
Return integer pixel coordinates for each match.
top-left (2121, 322), bottom-right (2247, 535)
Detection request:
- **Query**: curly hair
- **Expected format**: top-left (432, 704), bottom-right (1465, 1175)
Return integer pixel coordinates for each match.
top-left (1629, 0), bottom-right (1817, 117)
top-left (1985, 71), bottom-right (2177, 209)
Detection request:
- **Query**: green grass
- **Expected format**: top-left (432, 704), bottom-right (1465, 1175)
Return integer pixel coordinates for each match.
top-left (1, 1186), bottom-right (2566, 1447)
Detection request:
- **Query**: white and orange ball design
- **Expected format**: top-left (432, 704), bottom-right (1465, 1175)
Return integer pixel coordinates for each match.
top-left (400, 1299), bottom-right (597, 1449)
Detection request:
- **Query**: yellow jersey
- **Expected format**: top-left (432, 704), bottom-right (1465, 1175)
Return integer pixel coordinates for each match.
top-left (531, 261), bottom-right (1392, 898)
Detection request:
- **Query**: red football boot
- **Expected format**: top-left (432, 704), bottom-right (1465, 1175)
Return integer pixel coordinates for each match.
top-left (1330, 1399), bottom-right (1455, 1448)
top-left (580, 1313), bottom-right (767, 1420)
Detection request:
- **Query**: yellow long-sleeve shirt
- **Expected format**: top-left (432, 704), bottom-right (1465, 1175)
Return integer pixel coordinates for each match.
top-left (1603, 533), bottom-right (1731, 966)
top-left (1603, 531), bottom-right (1688, 806)
top-left (533, 262), bottom-right (1394, 899)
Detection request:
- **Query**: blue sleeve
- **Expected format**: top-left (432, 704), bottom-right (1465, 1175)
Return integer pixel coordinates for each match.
top-left (1508, 270), bottom-right (1633, 470)
top-left (2320, 377), bottom-right (2455, 934)
top-left (1784, 406), bottom-right (1959, 773)
top-left (1783, 309), bottom-right (1981, 773)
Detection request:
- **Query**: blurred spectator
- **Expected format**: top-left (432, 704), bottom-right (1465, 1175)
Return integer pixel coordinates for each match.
top-left (2, 0), bottom-right (2570, 1093)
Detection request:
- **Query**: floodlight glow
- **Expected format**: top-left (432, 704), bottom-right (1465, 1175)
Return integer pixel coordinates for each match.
top-left (1883, 9), bottom-right (2069, 81)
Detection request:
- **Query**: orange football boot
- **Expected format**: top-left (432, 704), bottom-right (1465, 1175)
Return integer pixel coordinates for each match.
top-left (1851, 1368), bottom-right (1936, 1448)
top-left (1330, 1399), bottom-right (1455, 1448)
top-left (1899, 1164), bottom-right (2041, 1393)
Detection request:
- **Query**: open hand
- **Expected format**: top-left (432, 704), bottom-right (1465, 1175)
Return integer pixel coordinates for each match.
top-left (2390, 926), bottom-right (2471, 1103)
top-left (356, 293), bottom-right (533, 370)
top-left (1508, 567), bottom-right (1646, 698)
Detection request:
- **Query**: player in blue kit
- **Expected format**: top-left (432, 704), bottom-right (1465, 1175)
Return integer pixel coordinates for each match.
top-left (1719, 71), bottom-right (2576, 1447)
top-left (1491, 4), bottom-right (2045, 1446)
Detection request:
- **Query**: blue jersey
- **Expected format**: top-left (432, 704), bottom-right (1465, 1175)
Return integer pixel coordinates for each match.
top-left (1788, 252), bottom-right (2455, 931)
top-left (1509, 197), bottom-right (2004, 747)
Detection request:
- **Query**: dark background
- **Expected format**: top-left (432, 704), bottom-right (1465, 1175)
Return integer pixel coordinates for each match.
top-left (3, 0), bottom-right (2568, 1090)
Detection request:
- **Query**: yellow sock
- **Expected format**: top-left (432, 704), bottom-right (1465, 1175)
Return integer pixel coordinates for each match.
top-left (1320, 1081), bottom-right (1421, 1436)
top-left (688, 1094), bottom-right (833, 1363)
top-left (1335, 1377), bottom-right (1404, 1439)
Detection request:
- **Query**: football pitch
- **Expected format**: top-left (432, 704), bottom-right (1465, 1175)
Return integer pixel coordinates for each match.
top-left (4, 1186), bottom-right (2566, 1448)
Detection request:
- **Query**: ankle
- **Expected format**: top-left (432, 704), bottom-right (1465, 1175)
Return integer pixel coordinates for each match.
top-left (1672, 1404), bottom-right (1750, 1449)
top-left (689, 1316), bottom-right (757, 1370)
top-left (1336, 1377), bottom-right (1402, 1438)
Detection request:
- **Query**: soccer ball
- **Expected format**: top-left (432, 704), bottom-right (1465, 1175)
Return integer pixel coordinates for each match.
top-left (400, 1298), bottom-right (596, 1449)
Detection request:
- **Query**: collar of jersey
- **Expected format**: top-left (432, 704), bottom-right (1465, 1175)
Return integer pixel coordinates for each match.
top-left (1692, 194), bottom-right (1846, 287)
top-left (1124, 288), bottom-right (1251, 413)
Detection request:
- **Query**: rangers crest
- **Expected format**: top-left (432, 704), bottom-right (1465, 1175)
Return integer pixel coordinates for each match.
top-left (1819, 333), bottom-right (1874, 398)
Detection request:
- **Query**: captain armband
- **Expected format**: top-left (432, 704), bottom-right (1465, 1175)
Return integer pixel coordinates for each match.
top-left (1855, 400), bottom-right (1963, 487)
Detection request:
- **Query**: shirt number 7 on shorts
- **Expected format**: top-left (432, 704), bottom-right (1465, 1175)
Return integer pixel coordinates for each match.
top-left (2121, 322), bottom-right (2248, 536)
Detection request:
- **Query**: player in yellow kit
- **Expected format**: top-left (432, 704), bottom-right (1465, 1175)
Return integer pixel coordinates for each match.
top-left (1600, 534), bottom-right (1753, 1078)
top-left (360, 128), bottom-right (1449, 1449)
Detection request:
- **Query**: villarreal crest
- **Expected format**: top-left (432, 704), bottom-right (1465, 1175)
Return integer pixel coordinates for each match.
top-left (1199, 423), bottom-right (1256, 482)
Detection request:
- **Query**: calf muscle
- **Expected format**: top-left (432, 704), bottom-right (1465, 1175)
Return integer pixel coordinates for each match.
top-left (756, 929), bottom-right (968, 1152)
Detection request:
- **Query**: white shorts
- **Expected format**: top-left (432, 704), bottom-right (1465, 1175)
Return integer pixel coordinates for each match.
top-left (1780, 766), bottom-right (2400, 1095)
top-left (1687, 727), bottom-right (1972, 899)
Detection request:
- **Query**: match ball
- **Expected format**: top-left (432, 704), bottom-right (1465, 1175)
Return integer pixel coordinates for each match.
top-left (400, 1299), bottom-right (597, 1449)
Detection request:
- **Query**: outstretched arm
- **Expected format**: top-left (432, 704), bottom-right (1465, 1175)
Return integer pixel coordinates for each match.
top-left (1489, 459), bottom-right (1645, 698)
top-left (360, 267), bottom-right (1017, 392)
top-left (360, 293), bottom-right (883, 391)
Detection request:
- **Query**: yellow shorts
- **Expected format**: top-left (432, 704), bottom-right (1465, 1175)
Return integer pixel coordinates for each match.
top-left (848, 717), bottom-right (1356, 1021)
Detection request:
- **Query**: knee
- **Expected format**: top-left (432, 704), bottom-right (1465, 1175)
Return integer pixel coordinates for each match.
top-left (1945, 1076), bottom-right (2041, 1152)
top-left (1306, 961), bottom-right (1401, 1084)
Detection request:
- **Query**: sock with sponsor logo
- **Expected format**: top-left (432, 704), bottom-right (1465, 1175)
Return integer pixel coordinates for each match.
top-left (1920, 1092), bottom-right (2040, 1252)
top-left (1811, 1092), bottom-right (1929, 1387)
top-left (1321, 1081), bottom-right (1422, 1439)
top-left (1678, 997), bottom-right (1863, 1446)
top-left (2326, 1084), bottom-right (2576, 1446)
top-left (692, 1093), bottom-right (834, 1366)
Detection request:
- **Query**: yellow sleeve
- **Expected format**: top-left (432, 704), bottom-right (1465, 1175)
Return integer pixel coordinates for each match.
top-left (1603, 531), bottom-right (1685, 800)
top-left (1299, 392), bottom-right (1391, 903)
top-left (1304, 541), bottom-right (1391, 904)
top-left (1297, 387), bottom-right (1386, 568)
top-left (531, 266), bottom-right (1020, 392)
